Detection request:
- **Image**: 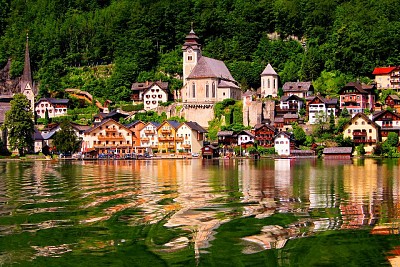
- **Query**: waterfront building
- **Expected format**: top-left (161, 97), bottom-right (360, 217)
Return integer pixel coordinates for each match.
top-left (176, 121), bottom-right (207, 153)
top-left (157, 120), bottom-right (180, 153)
top-left (339, 81), bottom-right (376, 115)
top-left (384, 94), bottom-right (400, 113)
top-left (237, 130), bottom-right (255, 146)
top-left (253, 123), bottom-right (277, 148)
top-left (282, 81), bottom-right (314, 98)
top-left (274, 132), bottom-right (295, 156)
top-left (124, 120), bottom-right (146, 148)
top-left (83, 119), bottom-right (133, 156)
top-left (323, 147), bottom-right (353, 159)
top-left (342, 113), bottom-right (380, 154)
top-left (139, 122), bottom-right (160, 152)
top-left (35, 98), bottom-right (69, 118)
top-left (372, 66), bottom-right (400, 90)
top-left (260, 63), bottom-right (279, 98)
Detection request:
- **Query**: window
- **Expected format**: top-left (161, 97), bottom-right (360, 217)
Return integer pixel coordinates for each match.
top-left (268, 79), bottom-right (270, 88)
top-left (369, 129), bottom-right (372, 133)
top-left (188, 56), bottom-right (192, 61)
top-left (192, 83), bottom-right (196, 98)
top-left (206, 83), bottom-right (209, 98)
top-left (212, 82), bottom-right (216, 97)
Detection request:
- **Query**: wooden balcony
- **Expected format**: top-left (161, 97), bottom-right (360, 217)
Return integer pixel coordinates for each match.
top-left (182, 144), bottom-right (191, 149)
top-left (141, 137), bottom-right (150, 141)
top-left (98, 135), bottom-right (125, 140)
top-left (161, 129), bottom-right (172, 134)
top-left (144, 130), bottom-right (155, 134)
top-left (159, 137), bottom-right (174, 141)
top-left (167, 145), bottom-right (175, 149)
top-left (352, 131), bottom-right (367, 136)
top-left (105, 128), bottom-right (117, 132)
top-left (175, 137), bottom-right (184, 141)
top-left (354, 139), bottom-right (376, 143)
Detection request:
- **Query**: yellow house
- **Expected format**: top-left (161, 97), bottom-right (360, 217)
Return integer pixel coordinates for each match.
top-left (343, 113), bottom-right (380, 154)
top-left (83, 119), bottom-right (133, 156)
top-left (372, 67), bottom-right (400, 91)
top-left (157, 120), bottom-right (181, 153)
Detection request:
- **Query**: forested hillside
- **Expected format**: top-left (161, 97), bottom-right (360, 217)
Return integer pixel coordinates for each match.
top-left (0, 0), bottom-right (399, 102)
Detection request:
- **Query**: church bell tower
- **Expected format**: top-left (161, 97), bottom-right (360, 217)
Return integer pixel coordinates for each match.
top-left (182, 25), bottom-right (202, 88)
top-left (20, 33), bottom-right (36, 112)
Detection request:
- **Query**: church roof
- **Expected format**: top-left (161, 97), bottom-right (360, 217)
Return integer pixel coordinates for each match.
top-left (187, 56), bottom-right (236, 82)
top-left (218, 79), bottom-right (239, 89)
top-left (261, 63), bottom-right (277, 76)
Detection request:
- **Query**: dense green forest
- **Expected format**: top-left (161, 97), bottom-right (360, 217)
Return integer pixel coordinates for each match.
top-left (0, 0), bottom-right (399, 102)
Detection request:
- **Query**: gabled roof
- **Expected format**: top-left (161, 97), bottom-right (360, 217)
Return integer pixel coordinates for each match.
top-left (386, 94), bottom-right (400, 101)
top-left (237, 130), bottom-right (255, 138)
top-left (309, 94), bottom-right (338, 105)
top-left (242, 90), bottom-right (256, 97)
top-left (282, 82), bottom-right (313, 92)
top-left (85, 118), bottom-right (131, 134)
top-left (344, 112), bottom-right (380, 129)
top-left (184, 121), bottom-right (207, 133)
top-left (339, 81), bottom-right (375, 94)
top-left (283, 113), bottom-right (299, 119)
top-left (217, 131), bottom-right (234, 137)
top-left (157, 120), bottom-right (181, 130)
top-left (124, 120), bottom-right (145, 129)
top-left (70, 122), bottom-right (91, 132)
top-left (218, 79), bottom-right (239, 89)
top-left (261, 63), bottom-right (278, 76)
top-left (254, 123), bottom-right (276, 132)
top-left (323, 147), bottom-right (353, 154)
top-left (131, 81), bottom-right (169, 91)
top-left (372, 67), bottom-right (397, 75)
top-left (93, 110), bottom-right (129, 121)
top-left (274, 131), bottom-right (293, 140)
top-left (280, 95), bottom-right (303, 102)
top-left (372, 110), bottom-right (400, 121)
top-left (33, 128), bottom-right (44, 140)
top-left (187, 56), bottom-right (236, 82)
top-left (36, 98), bottom-right (69, 105)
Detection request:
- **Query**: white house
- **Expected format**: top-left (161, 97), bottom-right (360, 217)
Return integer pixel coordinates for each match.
top-left (260, 63), bottom-right (279, 97)
top-left (131, 81), bottom-right (169, 110)
top-left (308, 95), bottom-right (337, 124)
top-left (35, 98), bottom-right (69, 118)
top-left (274, 132), bottom-right (294, 156)
top-left (237, 130), bottom-right (255, 146)
top-left (139, 122), bottom-right (160, 149)
top-left (176, 121), bottom-right (207, 153)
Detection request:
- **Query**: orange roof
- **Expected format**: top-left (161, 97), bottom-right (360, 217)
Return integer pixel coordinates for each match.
top-left (372, 67), bottom-right (397, 75)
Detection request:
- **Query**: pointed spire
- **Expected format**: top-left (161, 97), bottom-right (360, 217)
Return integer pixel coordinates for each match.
top-left (20, 32), bottom-right (34, 94)
top-left (261, 63), bottom-right (278, 76)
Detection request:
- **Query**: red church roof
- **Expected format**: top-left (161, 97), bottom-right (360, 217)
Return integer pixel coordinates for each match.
top-left (372, 67), bottom-right (397, 75)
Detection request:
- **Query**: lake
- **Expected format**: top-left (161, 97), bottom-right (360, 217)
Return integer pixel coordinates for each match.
top-left (1, 158), bottom-right (400, 266)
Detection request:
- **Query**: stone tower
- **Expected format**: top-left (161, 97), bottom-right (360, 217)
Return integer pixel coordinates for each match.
top-left (260, 63), bottom-right (278, 97)
top-left (182, 27), bottom-right (202, 88)
top-left (20, 34), bottom-right (36, 112)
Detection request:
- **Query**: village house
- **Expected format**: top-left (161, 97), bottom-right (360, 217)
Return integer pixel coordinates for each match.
top-left (282, 81), bottom-right (314, 98)
top-left (277, 95), bottom-right (304, 115)
top-left (260, 63), bottom-right (279, 98)
top-left (323, 147), bottom-right (353, 159)
top-left (339, 81), bottom-right (376, 115)
top-left (217, 131), bottom-right (236, 147)
top-left (384, 94), bottom-right (400, 113)
top-left (342, 113), bottom-right (380, 154)
top-left (372, 66), bottom-right (400, 90)
top-left (254, 124), bottom-right (277, 148)
top-left (176, 121), bottom-right (207, 153)
top-left (93, 109), bottom-right (129, 125)
top-left (139, 122), bottom-right (160, 152)
top-left (201, 144), bottom-right (219, 159)
top-left (35, 98), bottom-right (69, 118)
top-left (125, 120), bottom-right (145, 148)
top-left (308, 95), bottom-right (338, 124)
top-left (157, 120), bottom-right (180, 153)
top-left (371, 110), bottom-right (400, 142)
top-left (274, 131), bottom-right (295, 156)
top-left (180, 28), bottom-right (241, 102)
top-left (83, 119), bottom-right (133, 156)
top-left (131, 81), bottom-right (170, 110)
top-left (237, 130), bottom-right (255, 146)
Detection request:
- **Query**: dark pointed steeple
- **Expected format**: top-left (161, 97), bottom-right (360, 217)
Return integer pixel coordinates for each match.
top-left (20, 33), bottom-right (34, 94)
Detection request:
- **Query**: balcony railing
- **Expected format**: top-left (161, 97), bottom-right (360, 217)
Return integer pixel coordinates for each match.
top-left (353, 139), bottom-right (376, 143)
top-left (105, 128), bottom-right (117, 132)
top-left (141, 137), bottom-right (150, 141)
top-left (167, 145), bottom-right (175, 149)
top-left (98, 135), bottom-right (125, 140)
top-left (182, 144), bottom-right (191, 149)
top-left (161, 129), bottom-right (171, 134)
top-left (175, 137), bottom-right (184, 141)
top-left (144, 130), bottom-right (155, 134)
top-left (353, 131), bottom-right (367, 136)
top-left (159, 137), bottom-right (174, 141)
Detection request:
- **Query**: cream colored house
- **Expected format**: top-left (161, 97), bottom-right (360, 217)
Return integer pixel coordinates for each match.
top-left (372, 67), bottom-right (400, 90)
top-left (343, 113), bottom-right (380, 154)
top-left (176, 121), bottom-right (207, 153)
top-left (139, 122), bottom-right (160, 151)
top-left (180, 29), bottom-right (241, 103)
top-left (83, 119), bottom-right (133, 156)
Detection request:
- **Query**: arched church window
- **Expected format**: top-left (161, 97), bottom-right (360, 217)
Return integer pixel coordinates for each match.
top-left (212, 82), bottom-right (216, 98)
top-left (206, 83), bottom-right (209, 98)
top-left (268, 79), bottom-right (270, 88)
top-left (192, 83), bottom-right (196, 98)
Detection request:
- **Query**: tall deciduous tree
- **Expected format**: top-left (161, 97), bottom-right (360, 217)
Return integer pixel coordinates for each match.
top-left (52, 121), bottom-right (81, 154)
top-left (3, 93), bottom-right (34, 156)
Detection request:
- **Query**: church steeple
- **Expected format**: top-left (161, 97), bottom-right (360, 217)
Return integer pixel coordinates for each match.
top-left (20, 33), bottom-right (36, 112)
top-left (182, 25), bottom-right (202, 87)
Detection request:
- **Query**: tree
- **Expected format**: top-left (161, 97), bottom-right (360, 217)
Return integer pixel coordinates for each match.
top-left (292, 122), bottom-right (306, 147)
top-left (52, 121), bottom-right (81, 154)
top-left (3, 94), bottom-right (34, 156)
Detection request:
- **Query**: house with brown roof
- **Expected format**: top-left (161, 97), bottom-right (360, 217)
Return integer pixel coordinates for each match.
top-left (139, 122), bottom-right (160, 152)
top-left (308, 95), bottom-right (338, 124)
top-left (176, 121), bottom-right (207, 153)
top-left (35, 98), bottom-right (69, 118)
top-left (342, 113), bottom-right (380, 154)
top-left (323, 147), bottom-right (353, 159)
top-left (371, 110), bottom-right (400, 142)
top-left (372, 66), bottom-right (400, 90)
top-left (339, 81), bottom-right (376, 115)
top-left (157, 120), bottom-right (181, 153)
top-left (254, 124), bottom-right (277, 148)
top-left (282, 81), bottom-right (314, 98)
top-left (131, 81), bottom-right (170, 110)
top-left (181, 29), bottom-right (241, 103)
top-left (384, 94), bottom-right (400, 113)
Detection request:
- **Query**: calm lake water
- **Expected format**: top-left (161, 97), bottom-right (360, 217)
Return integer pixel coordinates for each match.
top-left (1, 158), bottom-right (400, 266)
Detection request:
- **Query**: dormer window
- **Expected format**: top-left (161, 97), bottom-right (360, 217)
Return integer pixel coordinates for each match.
top-left (188, 56), bottom-right (193, 61)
